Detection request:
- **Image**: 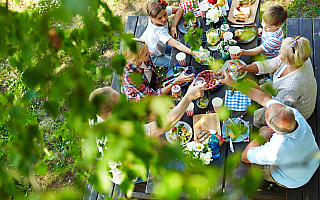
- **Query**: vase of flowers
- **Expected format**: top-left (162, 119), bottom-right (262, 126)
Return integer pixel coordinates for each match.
top-left (183, 141), bottom-right (213, 165)
top-left (205, 7), bottom-right (222, 28)
top-left (217, 37), bottom-right (237, 60)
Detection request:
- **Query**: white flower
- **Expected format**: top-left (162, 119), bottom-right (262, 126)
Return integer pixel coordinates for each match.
top-left (200, 152), bottom-right (213, 165)
top-left (185, 141), bottom-right (196, 151)
top-left (193, 142), bottom-right (204, 152)
top-left (206, 8), bottom-right (222, 25)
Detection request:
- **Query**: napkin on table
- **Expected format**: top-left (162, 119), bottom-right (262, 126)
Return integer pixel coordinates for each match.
top-left (225, 90), bottom-right (252, 111)
top-left (179, 0), bottom-right (201, 17)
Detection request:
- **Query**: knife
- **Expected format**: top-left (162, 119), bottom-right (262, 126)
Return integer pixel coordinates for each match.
top-left (229, 137), bottom-right (234, 153)
top-left (234, 111), bottom-right (247, 124)
top-left (231, 24), bottom-right (257, 28)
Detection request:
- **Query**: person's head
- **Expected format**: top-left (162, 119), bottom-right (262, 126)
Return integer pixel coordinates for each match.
top-left (265, 104), bottom-right (296, 134)
top-left (261, 4), bottom-right (287, 32)
top-left (89, 87), bottom-right (119, 120)
top-left (147, 0), bottom-right (169, 26)
top-left (121, 38), bottom-right (150, 64)
top-left (279, 36), bottom-right (311, 67)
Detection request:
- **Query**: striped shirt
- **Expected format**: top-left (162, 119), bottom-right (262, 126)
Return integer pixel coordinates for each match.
top-left (121, 56), bottom-right (162, 101)
top-left (260, 27), bottom-right (284, 59)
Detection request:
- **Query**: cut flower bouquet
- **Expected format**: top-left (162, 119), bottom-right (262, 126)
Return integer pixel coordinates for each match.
top-left (217, 37), bottom-right (237, 54)
top-left (183, 141), bottom-right (213, 165)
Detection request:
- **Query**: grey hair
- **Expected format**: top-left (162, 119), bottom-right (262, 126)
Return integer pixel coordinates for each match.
top-left (266, 105), bottom-right (296, 134)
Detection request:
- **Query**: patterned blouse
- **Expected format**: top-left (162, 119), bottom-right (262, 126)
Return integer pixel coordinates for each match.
top-left (121, 56), bottom-right (162, 101)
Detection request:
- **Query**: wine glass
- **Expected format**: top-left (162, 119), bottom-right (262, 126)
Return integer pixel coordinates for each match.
top-left (195, 77), bottom-right (209, 109)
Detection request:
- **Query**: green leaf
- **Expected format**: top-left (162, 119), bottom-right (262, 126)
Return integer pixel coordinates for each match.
top-left (129, 72), bottom-right (143, 86)
top-left (112, 54), bottom-right (126, 75)
top-left (43, 100), bottom-right (60, 118)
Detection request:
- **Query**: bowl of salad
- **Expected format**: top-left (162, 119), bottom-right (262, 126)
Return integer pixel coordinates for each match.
top-left (166, 121), bottom-right (193, 145)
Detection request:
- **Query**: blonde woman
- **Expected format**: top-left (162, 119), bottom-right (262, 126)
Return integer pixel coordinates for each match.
top-left (235, 36), bottom-right (316, 126)
top-left (121, 38), bottom-right (194, 101)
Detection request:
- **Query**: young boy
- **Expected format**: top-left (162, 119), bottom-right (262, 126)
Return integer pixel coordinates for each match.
top-left (234, 4), bottom-right (287, 59)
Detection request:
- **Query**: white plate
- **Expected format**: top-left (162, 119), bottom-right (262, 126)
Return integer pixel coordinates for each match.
top-left (222, 59), bottom-right (247, 80)
top-left (221, 118), bottom-right (250, 143)
top-left (165, 121), bottom-right (193, 145)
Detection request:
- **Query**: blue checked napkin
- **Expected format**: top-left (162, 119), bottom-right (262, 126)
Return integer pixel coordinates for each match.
top-left (225, 90), bottom-right (252, 111)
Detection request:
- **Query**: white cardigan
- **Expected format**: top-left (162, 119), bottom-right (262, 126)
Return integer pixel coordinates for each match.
top-left (254, 56), bottom-right (317, 120)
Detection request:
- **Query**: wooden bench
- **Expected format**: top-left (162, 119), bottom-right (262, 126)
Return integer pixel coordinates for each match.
top-left (284, 18), bottom-right (320, 200)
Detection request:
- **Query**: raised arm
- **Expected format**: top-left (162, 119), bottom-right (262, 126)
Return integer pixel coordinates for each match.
top-left (148, 81), bottom-right (206, 137)
top-left (167, 38), bottom-right (202, 61)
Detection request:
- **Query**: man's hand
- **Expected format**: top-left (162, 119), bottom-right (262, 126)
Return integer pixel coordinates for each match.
top-left (170, 26), bottom-right (178, 38)
top-left (259, 126), bottom-right (274, 140)
top-left (216, 70), bottom-right (235, 87)
top-left (173, 71), bottom-right (194, 85)
top-left (185, 80), bottom-right (206, 101)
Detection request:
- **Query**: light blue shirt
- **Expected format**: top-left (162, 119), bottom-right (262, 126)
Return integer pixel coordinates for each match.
top-left (247, 100), bottom-right (319, 188)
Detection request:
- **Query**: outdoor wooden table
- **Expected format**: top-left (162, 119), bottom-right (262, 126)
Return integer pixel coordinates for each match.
top-left (146, 0), bottom-right (260, 198)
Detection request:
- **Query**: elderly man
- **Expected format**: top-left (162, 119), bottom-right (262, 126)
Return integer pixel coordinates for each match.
top-left (218, 70), bottom-right (319, 188)
top-left (89, 80), bottom-right (206, 184)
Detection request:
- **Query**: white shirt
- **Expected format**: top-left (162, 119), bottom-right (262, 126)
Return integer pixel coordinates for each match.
top-left (140, 7), bottom-right (173, 57)
top-left (140, 62), bottom-right (152, 83)
top-left (247, 100), bottom-right (319, 188)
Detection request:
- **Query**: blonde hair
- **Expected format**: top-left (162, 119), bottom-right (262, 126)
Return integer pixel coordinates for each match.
top-left (121, 38), bottom-right (147, 63)
top-left (89, 87), bottom-right (119, 120)
top-left (266, 104), bottom-right (296, 134)
top-left (262, 4), bottom-right (287, 26)
top-left (280, 37), bottom-right (311, 66)
top-left (147, 0), bottom-right (166, 18)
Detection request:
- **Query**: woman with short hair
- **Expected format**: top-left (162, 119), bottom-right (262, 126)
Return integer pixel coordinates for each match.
top-left (235, 36), bottom-right (316, 127)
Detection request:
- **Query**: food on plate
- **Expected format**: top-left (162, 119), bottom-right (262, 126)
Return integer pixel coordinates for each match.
top-left (228, 132), bottom-right (237, 140)
top-left (239, 0), bottom-right (255, 5)
top-left (234, 27), bottom-right (256, 42)
top-left (226, 119), bottom-right (248, 140)
top-left (233, 6), bottom-right (251, 19)
top-left (169, 123), bottom-right (191, 143)
top-left (183, 18), bottom-right (198, 29)
top-left (196, 130), bottom-right (212, 144)
top-left (197, 70), bottom-right (219, 90)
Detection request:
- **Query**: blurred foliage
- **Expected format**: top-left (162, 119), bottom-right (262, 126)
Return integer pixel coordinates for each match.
top-left (0, 0), bottom-right (267, 199)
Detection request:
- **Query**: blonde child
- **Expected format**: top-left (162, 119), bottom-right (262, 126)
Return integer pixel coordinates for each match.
top-left (121, 38), bottom-right (194, 101)
top-left (233, 4), bottom-right (287, 60)
top-left (140, 0), bottom-right (201, 68)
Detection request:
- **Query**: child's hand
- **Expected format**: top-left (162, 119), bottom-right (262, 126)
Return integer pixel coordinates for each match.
top-left (170, 26), bottom-right (178, 38)
top-left (230, 49), bottom-right (243, 60)
top-left (258, 28), bottom-right (263, 36)
top-left (192, 51), bottom-right (206, 63)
